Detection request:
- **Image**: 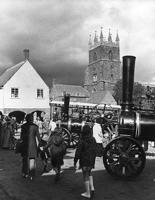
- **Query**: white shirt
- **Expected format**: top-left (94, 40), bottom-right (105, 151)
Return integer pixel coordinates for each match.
top-left (49, 120), bottom-right (57, 131)
top-left (93, 123), bottom-right (103, 143)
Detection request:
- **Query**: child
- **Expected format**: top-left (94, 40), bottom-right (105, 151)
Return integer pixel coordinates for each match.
top-left (38, 138), bottom-right (50, 173)
top-left (74, 124), bottom-right (97, 199)
top-left (44, 128), bottom-right (66, 183)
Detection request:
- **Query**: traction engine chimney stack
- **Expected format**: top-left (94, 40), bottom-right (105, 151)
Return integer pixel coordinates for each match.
top-left (122, 56), bottom-right (136, 111)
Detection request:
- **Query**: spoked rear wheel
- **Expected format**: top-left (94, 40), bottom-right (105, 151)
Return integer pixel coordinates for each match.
top-left (61, 128), bottom-right (70, 147)
top-left (103, 136), bottom-right (146, 179)
top-left (103, 122), bottom-right (118, 140)
top-left (69, 132), bottom-right (80, 148)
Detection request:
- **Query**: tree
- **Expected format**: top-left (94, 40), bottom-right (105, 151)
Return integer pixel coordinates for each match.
top-left (113, 79), bottom-right (145, 105)
top-left (113, 79), bottom-right (122, 104)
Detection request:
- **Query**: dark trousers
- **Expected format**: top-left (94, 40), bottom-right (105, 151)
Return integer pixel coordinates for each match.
top-left (22, 156), bottom-right (28, 175)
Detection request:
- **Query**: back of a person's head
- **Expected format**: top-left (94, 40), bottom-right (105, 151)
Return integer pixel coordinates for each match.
top-left (26, 113), bottom-right (33, 123)
top-left (82, 124), bottom-right (91, 136)
top-left (96, 117), bottom-right (101, 124)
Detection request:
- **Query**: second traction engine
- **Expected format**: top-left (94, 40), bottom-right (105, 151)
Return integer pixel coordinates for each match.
top-left (103, 55), bottom-right (155, 179)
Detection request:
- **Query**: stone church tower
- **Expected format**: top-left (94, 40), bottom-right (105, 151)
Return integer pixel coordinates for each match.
top-left (84, 28), bottom-right (121, 93)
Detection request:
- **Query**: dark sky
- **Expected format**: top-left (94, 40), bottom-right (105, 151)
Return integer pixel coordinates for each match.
top-left (0, 0), bottom-right (155, 86)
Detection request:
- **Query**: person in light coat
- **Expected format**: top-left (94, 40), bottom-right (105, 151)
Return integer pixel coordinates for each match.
top-left (92, 117), bottom-right (104, 157)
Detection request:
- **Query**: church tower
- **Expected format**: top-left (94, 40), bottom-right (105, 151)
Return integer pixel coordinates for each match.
top-left (84, 28), bottom-right (121, 93)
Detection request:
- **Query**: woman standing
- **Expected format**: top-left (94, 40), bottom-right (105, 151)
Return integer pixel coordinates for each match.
top-left (92, 117), bottom-right (104, 157)
top-left (1, 116), bottom-right (13, 149)
top-left (74, 124), bottom-right (97, 199)
top-left (20, 113), bottom-right (41, 180)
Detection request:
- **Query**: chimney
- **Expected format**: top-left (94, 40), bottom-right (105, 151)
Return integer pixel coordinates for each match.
top-left (122, 55), bottom-right (136, 111)
top-left (23, 49), bottom-right (29, 60)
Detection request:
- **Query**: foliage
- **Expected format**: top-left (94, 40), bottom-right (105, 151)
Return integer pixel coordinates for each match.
top-left (113, 79), bottom-right (122, 104)
top-left (113, 79), bottom-right (145, 104)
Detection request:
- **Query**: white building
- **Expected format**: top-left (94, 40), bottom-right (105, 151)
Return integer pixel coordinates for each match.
top-left (0, 49), bottom-right (50, 121)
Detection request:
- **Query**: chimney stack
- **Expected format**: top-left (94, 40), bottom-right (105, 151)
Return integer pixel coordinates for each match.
top-left (23, 49), bottom-right (29, 60)
top-left (122, 55), bottom-right (136, 111)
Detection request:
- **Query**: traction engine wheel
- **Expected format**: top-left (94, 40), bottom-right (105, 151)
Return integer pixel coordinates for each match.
top-left (61, 128), bottom-right (70, 147)
top-left (69, 132), bottom-right (80, 148)
top-left (103, 122), bottom-right (118, 140)
top-left (103, 136), bottom-right (146, 179)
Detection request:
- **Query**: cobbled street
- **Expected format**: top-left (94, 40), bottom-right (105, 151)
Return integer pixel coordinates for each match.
top-left (1, 146), bottom-right (155, 200)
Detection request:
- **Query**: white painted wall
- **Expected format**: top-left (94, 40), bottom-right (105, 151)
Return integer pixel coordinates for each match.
top-left (3, 61), bottom-right (49, 109)
top-left (0, 88), bottom-right (4, 112)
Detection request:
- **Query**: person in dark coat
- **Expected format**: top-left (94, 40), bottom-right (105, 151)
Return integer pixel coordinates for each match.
top-left (1, 116), bottom-right (13, 149)
top-left (44, 128), bottom-right (66, 183)
top-left (0, 112), bottom-right (3, 146)
top-left (74, 124), bottom-right (97, 199)
top-left (20, 113), bottom-right (41, 180)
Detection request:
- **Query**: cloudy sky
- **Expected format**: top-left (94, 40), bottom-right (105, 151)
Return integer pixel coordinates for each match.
top-left (0, 0), bottom-right (155, 86)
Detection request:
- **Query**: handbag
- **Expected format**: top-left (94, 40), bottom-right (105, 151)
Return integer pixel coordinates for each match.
top-left (15, 140), bottom-right (24, 154)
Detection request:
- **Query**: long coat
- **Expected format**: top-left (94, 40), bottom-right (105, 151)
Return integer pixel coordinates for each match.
top-left (21, 122), bottom-right (41, 158)
top-left (74, 135), bottom-right (97, 169)
top-left (46, 131), bottom-right (66, 168)
top-left (1, 121), bottom-right (12, 149)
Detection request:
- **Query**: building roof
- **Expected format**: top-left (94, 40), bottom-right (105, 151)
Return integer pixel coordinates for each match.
top-left (87, 90), bottom-right (117, 105)
top-left (50, 84), bottom-right (90, 99)
top-left (0, 61), bottom-right (25, 87)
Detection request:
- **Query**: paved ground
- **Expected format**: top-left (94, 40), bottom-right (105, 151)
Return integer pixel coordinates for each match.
top-left (1, 146), bottom-right (155, 200)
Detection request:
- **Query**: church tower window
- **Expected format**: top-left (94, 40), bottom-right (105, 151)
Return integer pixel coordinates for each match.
top-left (92, 87), bottom-right (96, 92)
top-left (92, 74), bottom-right (97, 82)
top-left (109, 50), bottom-right (112, 60)
top-left (110, 65), bottom-right (114, 80)
top-left (93, 52), bottom-right (97, 61)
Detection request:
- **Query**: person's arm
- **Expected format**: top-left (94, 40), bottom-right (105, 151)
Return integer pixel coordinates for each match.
top-left (98, 125), bottom-right (104, 139)
top-left (36, 126), bottom-right (41, 143)
top-left (20, 126), bottom-right (24, 140)
top-left (44, 135), bottom-right (53, 149)
top-left (74, 140), bottom-right (82, 166)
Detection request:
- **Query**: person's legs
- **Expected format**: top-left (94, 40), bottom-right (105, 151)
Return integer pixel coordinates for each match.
top-left (22, 156), bottom-right (28, 177)
top-left (89, 171), bottom-right (95, 197)
top-left (29, 158), bottom-right (36, 180)
top-left (55, 165), bottom-right (61, 183)
top-left (81, 167), bottom-right (91, 198)
top-left (40, 151), bottom-right (48, 173)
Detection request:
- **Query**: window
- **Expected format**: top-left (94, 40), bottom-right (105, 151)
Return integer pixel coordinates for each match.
top-left (92, 74), bottom-right (97, 82)
top-left (100, 66), bottom-right (103, 77)
top-left (37, 89), bottom-right (43, 98)
top-left (109, 50), bottom-right (112, 60)
top-left (92, 87), bottom-right (96, 92)
top-left (102, 82), bottom-right (105, 90)
top-left (11, 88), bottom-right (19, 98)
top-left (93, 52), bottom-right (97, 61)
top-left (110, 65), bottom-right (114, 80)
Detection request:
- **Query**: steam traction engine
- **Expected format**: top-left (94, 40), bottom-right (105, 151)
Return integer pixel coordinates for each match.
top-left (59, 94), bottom-right (83, 148)
top-left (103, 56), bottom-right (155, 179)
top-left (59, 94), bottom-right (118, 148)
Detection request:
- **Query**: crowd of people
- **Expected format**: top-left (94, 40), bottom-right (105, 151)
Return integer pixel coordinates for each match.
top-left (0, 109), bottom-right (105, 199)
top-left (0, 112), bottom-right (17, 150)
top-left (19, 113), bottom-right (105, 199)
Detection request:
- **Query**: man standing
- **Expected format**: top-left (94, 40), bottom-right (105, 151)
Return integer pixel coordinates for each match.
top-left (20, 113), bottom-right (41, 180)
top-left (92, 117), bottom-right (104, 157)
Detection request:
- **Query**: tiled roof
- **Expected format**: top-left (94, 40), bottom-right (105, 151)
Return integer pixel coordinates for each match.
top-left (0, 61), bottom-right (25, 87)
top-left (87, 90), bottom-right (117, 105)
top-left (51, 84), bottom-right (90, 98)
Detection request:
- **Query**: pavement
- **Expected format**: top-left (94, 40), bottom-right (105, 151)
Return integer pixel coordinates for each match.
top-left (1, 145), bottom-right (155, 200)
